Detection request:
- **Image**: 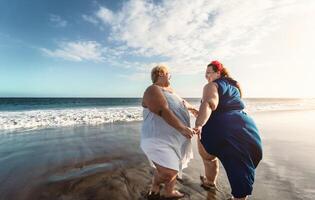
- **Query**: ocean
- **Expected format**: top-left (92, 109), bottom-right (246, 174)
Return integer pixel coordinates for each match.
top-left (1, 98), bottom-right (315, 200)
top-left (0, 98), bottom-right (315, 132)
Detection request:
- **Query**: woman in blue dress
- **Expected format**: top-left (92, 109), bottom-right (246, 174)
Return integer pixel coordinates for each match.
top-left (194, 60), bottom-right (263, 200)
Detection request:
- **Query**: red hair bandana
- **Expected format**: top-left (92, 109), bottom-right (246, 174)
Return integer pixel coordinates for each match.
top-left (210, 60), bottom-right (223, 72)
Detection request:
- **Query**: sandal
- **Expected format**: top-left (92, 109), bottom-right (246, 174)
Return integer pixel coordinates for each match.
top-left (176, 175), bottom-right (183, 183)
top-left (146, 190), bottom-right (160, 200)
top-left (200, 175), bottom-right (217, 191)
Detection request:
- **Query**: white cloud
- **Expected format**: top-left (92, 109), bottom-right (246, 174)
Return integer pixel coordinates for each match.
top-left (118, 72), bottom-right (147, 82)
top-left (94, 0), bottom-right (314, 73)
top-left (49, 14), bottom-right (67, 27)
top-left (96, 7), bottom-right (114, 24)
top-left (82, 14), bottom-right (99, 25)
top-left (41, 41), bottom-right (104, 62)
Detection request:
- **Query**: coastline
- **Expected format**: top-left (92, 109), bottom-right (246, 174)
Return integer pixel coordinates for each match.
top-left (0, 110), bottom-right (315, 199)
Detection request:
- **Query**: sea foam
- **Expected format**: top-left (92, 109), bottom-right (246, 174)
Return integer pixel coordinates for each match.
top-left (1, 98), bottom-right (314, 132)
top-left (0, 107), bottom-right (142, 131)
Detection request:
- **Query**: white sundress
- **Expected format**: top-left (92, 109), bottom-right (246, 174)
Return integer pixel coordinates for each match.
top-left (140, 88), bottom-right (193, 177)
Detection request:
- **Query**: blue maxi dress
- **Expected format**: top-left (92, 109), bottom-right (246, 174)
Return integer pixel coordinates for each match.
top-left (200, 78), bottom-right (263, 198)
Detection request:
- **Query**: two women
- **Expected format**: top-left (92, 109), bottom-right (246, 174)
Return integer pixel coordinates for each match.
top-left (141, 61), bottom-right (263, 200)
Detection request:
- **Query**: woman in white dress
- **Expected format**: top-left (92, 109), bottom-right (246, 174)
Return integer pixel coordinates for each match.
top-left (141, 65), bottom-right (198, 199)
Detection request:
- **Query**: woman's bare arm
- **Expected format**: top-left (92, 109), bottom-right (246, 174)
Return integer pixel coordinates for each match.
top-left (195, 83), bottom-right (219, 128)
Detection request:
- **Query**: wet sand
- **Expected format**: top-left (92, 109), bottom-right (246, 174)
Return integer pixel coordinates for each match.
top-left (252, 110), bottom-right (315, 200)
top-left (0, 110), bottom-right (315, 200)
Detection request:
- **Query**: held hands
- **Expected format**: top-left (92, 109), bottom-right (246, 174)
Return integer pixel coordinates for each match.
top-left (193, 125), bottom-right (202, 140)
top-left (179, 126), bottom-right (202, 140)
top-left (179, 126), bottom-right (196, 139)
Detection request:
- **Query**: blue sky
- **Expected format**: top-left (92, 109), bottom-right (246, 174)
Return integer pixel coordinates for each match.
top-left (0, 0), bottom-right (314, 98)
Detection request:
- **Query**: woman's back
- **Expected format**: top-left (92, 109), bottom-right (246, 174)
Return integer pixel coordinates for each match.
top-left (141, 88), bottom-right (190, 142)
top-left (202, 77), bottom-right (262, 166)
top-left (141, 87), bottom-right (193, 175)
top-left (212, 78), bottom-right (245, 115)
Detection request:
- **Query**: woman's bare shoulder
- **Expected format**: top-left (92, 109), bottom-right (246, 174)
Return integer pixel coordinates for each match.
top-left (204, 82), bottom-right (218, 91)
top-left (144, 85), bottom-right (161, 95)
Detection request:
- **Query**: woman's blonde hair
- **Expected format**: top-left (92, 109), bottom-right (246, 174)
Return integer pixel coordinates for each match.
top-left (151, 65), bottom-right (169, 83)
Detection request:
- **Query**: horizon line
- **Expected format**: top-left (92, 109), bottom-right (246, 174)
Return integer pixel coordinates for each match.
top-left (0, 96), bottom-right (314, 99)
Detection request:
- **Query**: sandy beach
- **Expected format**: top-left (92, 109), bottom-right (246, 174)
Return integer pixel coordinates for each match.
top-left (1, 110), bottom-right (315, 200)
top-left (1, 0), bottom-right (314, 199)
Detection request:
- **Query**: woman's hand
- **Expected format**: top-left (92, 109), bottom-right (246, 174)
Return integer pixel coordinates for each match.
top-left (179, 126), bottom-right (195, 139)
top-left (188, 107), bottom-right (199, 118)
top-left (183, 100), bottom-right (199, 117)
top-left (194, 125), bottom-right (202, 140)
